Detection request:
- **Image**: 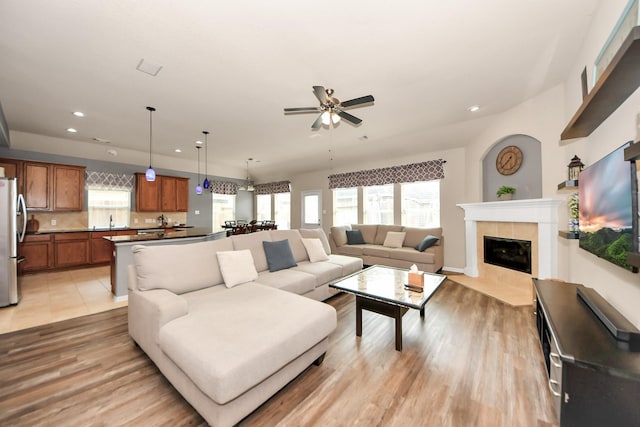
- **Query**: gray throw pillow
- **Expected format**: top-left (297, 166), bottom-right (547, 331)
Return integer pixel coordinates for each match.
top-left (346, 229), bottom-right (365, 245)
top-left (416, 235), bottom-right (439, 252)
top-left (263, 239), bottom-right (297, 272)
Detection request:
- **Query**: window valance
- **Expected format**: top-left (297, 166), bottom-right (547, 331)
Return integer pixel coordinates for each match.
top-left (211, 181), bottom-right (239, 195)
top-left (328, 159), bottom-right (445, 189)
top-left (85, 171), bottom-right (135, 191)
top-left (254, 181), bottom-right (291, 195)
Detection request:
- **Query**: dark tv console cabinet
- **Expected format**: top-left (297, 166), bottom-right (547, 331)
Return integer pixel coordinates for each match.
top-left (533, 279), bottom-right (640, 427)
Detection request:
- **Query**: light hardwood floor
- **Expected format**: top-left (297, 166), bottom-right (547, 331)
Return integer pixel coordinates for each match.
top-left (0, 266), bottom-right (126, 334)
top-left (0, 279), bottom-right (558, 427)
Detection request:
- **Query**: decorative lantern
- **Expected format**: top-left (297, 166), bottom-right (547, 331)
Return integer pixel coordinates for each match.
top-left (568, 155), bottom-right (584, 181)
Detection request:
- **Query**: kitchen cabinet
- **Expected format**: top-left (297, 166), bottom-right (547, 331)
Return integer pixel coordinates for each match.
top-left (136, 173), bottom-right (189, 212)
top-left (23, 160), bottom-right (85, 211)
top-left (0, 158), bottom-right (22, 181)
top-left (53, 232), bottom-right (90, 268)
top-left (91, 229), bottom-right (136, 264)
top-left (19, 234), bottom-right (54, 273)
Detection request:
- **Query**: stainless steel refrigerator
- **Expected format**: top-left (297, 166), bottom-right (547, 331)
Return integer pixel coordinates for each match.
top-left (0, 177), bottom-right (27, 307)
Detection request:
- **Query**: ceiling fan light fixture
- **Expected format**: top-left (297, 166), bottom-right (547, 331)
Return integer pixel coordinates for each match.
top-left (331, 113), bottom-right (341, 125)
top-left (321, 111), bottom-right (331, 126)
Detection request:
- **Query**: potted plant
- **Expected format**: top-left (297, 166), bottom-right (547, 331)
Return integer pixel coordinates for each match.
top-left (496, 185), bottom-right (516, 201)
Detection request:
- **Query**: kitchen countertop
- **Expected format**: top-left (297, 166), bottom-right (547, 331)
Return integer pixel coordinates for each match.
top-left (27, 226), bottom-right (194, 235)
top-left (104, 228), bottom-right (222, 243)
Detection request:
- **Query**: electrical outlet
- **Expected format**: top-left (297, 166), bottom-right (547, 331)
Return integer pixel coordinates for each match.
top-left (145, 218), bottom-right (154, 224)
top-left (134, 218), bottom-right (139, 224)
top-left (51, 219), bottom-right (56, 226)
top-left (195, 210), bottom-right (200, 215)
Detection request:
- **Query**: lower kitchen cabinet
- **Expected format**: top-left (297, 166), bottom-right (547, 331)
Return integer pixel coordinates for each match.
top-left (19, 234), bottom-right (54, 273)
top-left (54, 233), bottom-right (90, 268)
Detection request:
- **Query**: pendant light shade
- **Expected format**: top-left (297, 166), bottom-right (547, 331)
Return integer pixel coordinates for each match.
top-left (195, 145), bottom-right (203, 195)
top-left (202, 130), bottom-right (210, 190)
top-left (145, 106), bottom-right (156, 181)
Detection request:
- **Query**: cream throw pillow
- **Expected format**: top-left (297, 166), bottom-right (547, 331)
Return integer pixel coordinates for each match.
top-left (216, 249), bottom-right (258, 288)
top-left (383, 231), bottom-right (406, 248)
top-left (301, 238), bottom-right (330, 262)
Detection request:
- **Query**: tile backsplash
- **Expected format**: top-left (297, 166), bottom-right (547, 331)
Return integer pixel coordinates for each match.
top-left (29, 211), bottom-right (188, 232)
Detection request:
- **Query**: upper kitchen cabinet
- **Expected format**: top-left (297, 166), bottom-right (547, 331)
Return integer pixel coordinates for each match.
top-left (0, 158), bottom-right (22, 180)
top-left (136, 173), bottom-right (189, 212)
top-left (23, 161), bottom-right (85, 211)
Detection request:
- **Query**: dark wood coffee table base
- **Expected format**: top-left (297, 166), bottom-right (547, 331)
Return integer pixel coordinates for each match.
top-left (355, 296), bottom-right (425, 351)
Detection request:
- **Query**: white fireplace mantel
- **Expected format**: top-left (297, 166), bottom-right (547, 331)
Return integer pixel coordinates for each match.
top-left (457, 198), bottom-right (563, 279)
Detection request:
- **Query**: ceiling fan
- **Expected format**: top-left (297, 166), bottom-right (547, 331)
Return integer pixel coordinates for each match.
top-left (284, 86), bottom-right (374, 129)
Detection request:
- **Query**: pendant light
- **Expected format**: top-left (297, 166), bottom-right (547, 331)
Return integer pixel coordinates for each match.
top-left (246, 158), bottom-right (254, 192)
top-left (195, 145), bottom-right (203, 195)
top-left (145, 106), bottom-right (156, 181)
top-left (202, 131), bottom-right (210, 190)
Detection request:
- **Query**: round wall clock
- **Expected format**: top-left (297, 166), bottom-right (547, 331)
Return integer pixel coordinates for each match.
top-left (496, 145), bottom-right (523, 175)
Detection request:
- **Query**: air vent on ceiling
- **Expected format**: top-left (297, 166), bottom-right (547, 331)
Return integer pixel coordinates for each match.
top-left (136, 58), bottom-right (163, 76)
top-left (93, 137), bottom-right (111, 144)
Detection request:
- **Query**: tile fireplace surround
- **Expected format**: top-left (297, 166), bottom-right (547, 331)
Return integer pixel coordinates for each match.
top-left (457, 199), bottom-right (563, 301)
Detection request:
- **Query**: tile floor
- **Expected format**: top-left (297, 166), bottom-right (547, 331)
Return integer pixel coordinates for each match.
top-left (0, 266), bottom-right (127, 334)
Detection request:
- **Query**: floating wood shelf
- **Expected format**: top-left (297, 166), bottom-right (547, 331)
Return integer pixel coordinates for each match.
top-left (557, 180), bottom-right (579, 190)
top-left (627, 252), bottom-right (640, 269)
top-left (624, 141), bottom-right (640, 161)
top-left (561, 26), bottom-right (640, 140)
top-left (559, 230), bottom-right (580, 239)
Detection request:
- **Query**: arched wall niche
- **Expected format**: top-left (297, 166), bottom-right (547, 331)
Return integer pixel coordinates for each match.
top-left (482, 134), bottom-right (543, 201)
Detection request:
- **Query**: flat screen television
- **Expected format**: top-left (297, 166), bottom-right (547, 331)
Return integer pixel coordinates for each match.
top-left (579, 142), bottom-right (638, 272)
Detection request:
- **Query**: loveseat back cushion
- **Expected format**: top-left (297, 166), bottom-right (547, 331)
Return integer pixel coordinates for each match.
top-left (402, 227), bottom-right (443, 248)
top-left (330, 225), bottom-right (350, 247)
top-left (351, 224), bottom-right (378, 244)
top-left (263, 239), bottom-right (298, 272)
top-left (299, 228), bottom-right (332, 255)
top-left (230, 232), bottom-right (272, 272)
top-left (216, 249), bottom-right (259, 288)
top-left (132, 238), bottom-right (233, 294)
top-left (374, 225), bottom-right (403, 245)
top-left (270, 229), bottom-right (308, 262)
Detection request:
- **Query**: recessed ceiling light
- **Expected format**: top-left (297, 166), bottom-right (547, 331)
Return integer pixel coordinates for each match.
top-left (106, 149), bottom-right (118, 156)
top-left (66, 128), bottom-right (77, 133)
top-left (175, 148), bottom-right (182, 153)
top-left (72, 111), bottom-right (85, 117)
top-left (195, 140), bottom-right (203, 145)
top-left (467, 105), bottom-right (480, 112)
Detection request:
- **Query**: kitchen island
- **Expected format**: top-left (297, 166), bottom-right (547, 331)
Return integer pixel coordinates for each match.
top-left (105, 228), bottom-right (226, 300)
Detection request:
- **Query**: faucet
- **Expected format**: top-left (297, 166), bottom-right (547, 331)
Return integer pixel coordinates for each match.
top-left (157, 214), bottom-right (168, 227)
top-left (109, 214), bottom-right (114, 230)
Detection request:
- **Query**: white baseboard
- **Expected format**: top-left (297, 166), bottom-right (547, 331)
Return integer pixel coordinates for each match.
top-left (443, 265), bottom-right (464, 274)
top-left (113, 294), bottom-right (128, 303)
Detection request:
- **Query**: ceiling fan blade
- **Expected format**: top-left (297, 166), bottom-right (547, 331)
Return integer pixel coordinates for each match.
top-left (336, 110), bottom-right (362, 125)
top-left (311, 113), bottom-right (324, 129)
top-left (340, 95), bottom-right (375, 108)
top-left (313, 86), bottom-right (328, 103)
top-left (284, 107), bottom-right (321, 113)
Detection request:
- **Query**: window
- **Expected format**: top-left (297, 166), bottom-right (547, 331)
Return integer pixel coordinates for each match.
top-left (212, 194), bottom-right (235, 231)
top-left (256, 194), bottom-right (271, 221)
top-left (401, 180), bottom-right (440, 227)
top-left (274, 193), bottom-right (291, 230)
top-left (87, 189), bottom-right (131, 229)
top-left (363, 184), bottom-right (393, 224)
top-left (333, 187), bottom-right (357, 226)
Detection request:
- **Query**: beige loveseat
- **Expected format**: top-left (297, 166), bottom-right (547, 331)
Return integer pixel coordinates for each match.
top-left (128, 229), bottom-right (362, 427)
top-left (330, 224), bottom-right (444, 273)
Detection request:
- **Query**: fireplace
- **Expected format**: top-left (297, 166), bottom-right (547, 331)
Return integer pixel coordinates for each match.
top-left (484, 236), bottom-right (532, 274)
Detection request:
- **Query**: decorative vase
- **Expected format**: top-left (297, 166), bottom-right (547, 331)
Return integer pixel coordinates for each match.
top-left (498, 194), bottom-right (513, 201)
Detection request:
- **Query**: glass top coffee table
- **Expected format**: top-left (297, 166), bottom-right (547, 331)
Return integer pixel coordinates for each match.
top-left (329, 265), bottom-right (447, 351)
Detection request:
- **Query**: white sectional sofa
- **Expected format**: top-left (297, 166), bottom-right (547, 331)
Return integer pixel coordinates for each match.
top-left (127, 228), bottom-right (362, 427)
top-left (330, 224), bottom-right (444, 273)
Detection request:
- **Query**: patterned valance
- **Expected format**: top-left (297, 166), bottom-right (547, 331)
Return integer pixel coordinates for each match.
top-left (211, 181), bottom-right (239, 195)
top-left (254, 181), bottom-right (291, 195)
top-left (328, 160), bottom-right (445, 189)
top-left (85, 171), bottom-right (134, 191)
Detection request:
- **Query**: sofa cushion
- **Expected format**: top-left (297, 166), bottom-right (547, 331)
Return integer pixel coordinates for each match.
top-left (231, 232), bottom-right (272, 272)
top-left (292, 261), bottom-right (343, 287)
top-left (402, 227), bottom-right (442, 248)
top-left (383, 231), bottom-right (406, 248)
top-left (346, 229), bottom-right (366, 245)
top-left (216, 249), bottom-right (259, 288)
top-left (416, 235), bottom-right (439, 252)
top-left (132, 238), bottom-right (233, 294)
top-left (263, 239), bottom-right (297, 272)
top-left (351, 224), bottom-right (377, 244)
top-left (389, 247), bottom-right (436, 264)
top-left (326, 254), bottom-right (363, 276)
top-left (362, 245), bottom-right (392, 258)
top-left (158, 283), bottom-right (337, 405)
top-left (330, 225), bottom-right (350, 247)
top-left (270, 229), bottom-right (308, 262)
top-left (337, 244), bottom-right (366, 256)
top-left (301, 238), bottom-right (329, 262)
top-left (374, 225), bottom-right (403, 245)
top-left (299, 228), bottom-right (331, 255)
top-left (254, 269), bottom-right (316, 294)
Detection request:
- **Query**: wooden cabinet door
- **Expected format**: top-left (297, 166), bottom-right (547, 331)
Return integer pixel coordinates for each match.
top-left (90, 231), bottom-right (115, 264)
top-left (0, 158), bottom-right (22, 179)
top-left (19, 234), bottom-right (53, 273)
top-left (24, 162), bottom-right (51, 210)
top-left (176, 178), bottom-right (189, 212)
top-left (54, 233), bottom-right (90, 267)
top-left (160, 176), bottom-right (177, 212)
top-left (52, 164), bottom-right (85, 211)
top-left (135, 173), bottom-right (160, 211)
